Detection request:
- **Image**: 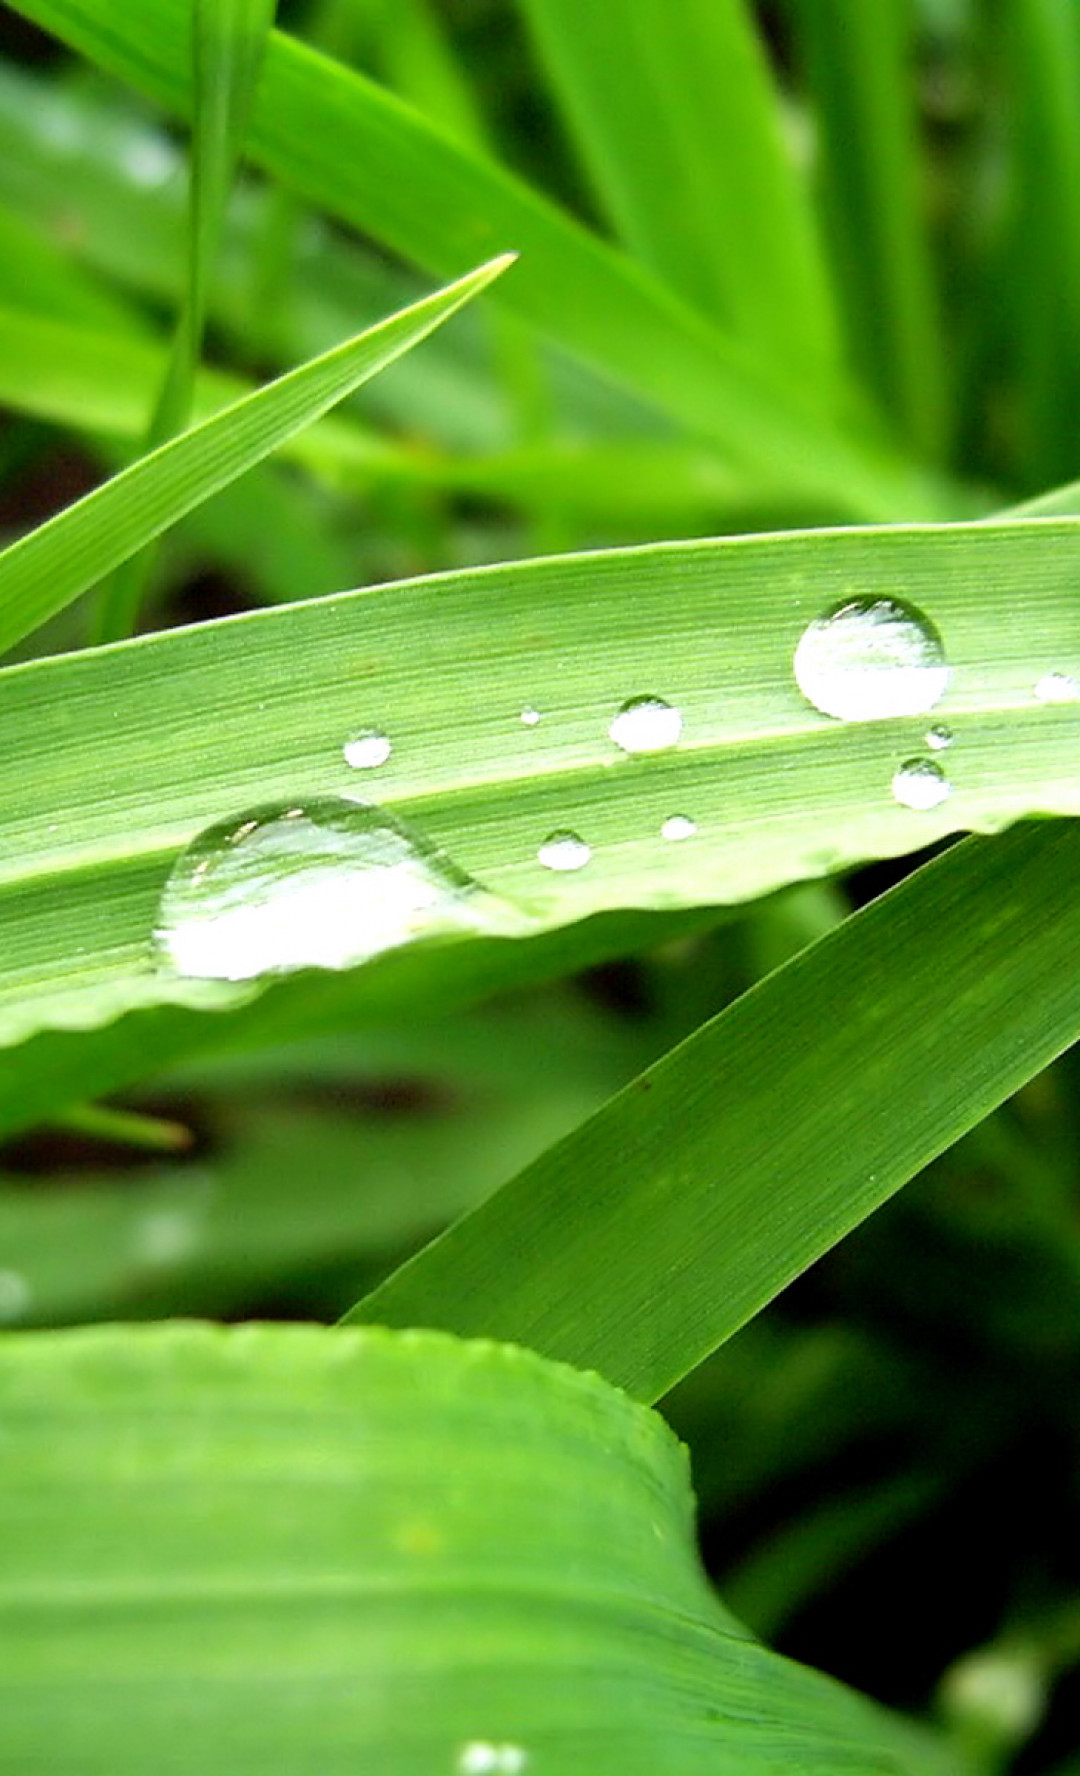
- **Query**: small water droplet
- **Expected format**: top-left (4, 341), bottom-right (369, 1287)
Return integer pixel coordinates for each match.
top-left (134, 1209), bottom-right (201, 1266)
top-left (537, 830), bottom-right (591, 872)
top-left (794, 597), bottom-right (948, 721)
top-left (122, 133), bottom-right (179, 188)
top-left (924, 724), bottom-right (953, 751)
top-left (609, 695), bottom-right (682, 754)
top-left (0, 1270), bottom-right (31, 1323)
top-left (343, 728), bottom-right (392, 769)
top-left (155, 797), bottom-right (513, 982)
top-left (457, 1746), bottom-right (528, 1775)
top-left (892, 758), bottom-right (951, 811)
top-left (661, 815), bottom-right (697, 841)
top-left (1034, 672), bottom-right (1080, 704)
top-left (519, 707), bottom-right (541, 727)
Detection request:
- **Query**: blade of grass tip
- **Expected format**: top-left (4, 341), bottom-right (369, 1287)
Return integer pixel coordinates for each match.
top-left (94, 0), bottom-right (278, 645)
top-left (0, 253), bottom-right (514, 658)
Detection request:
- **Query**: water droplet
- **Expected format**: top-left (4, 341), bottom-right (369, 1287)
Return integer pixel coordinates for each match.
top-left (343, 728), bottom-right (392, 770)
top-left (1034, 672), bottom-right (1080, 704)
top-left (122, 133), bottom-right (179, 188)
top-left (609, 695), bottom-right (682, 754)
top-left (794, 597), bottom-right (948, 721)
top-left (134, 1208), bottom-right (201, 1266)
top-left (661, 815), bottom-right (697, 841)
top-left (457, 1746), bottom-right (528, 1775)
top-left (924, 724), bottom-right (953, 751)
top-left (537, 830), bottom-right (591, 872)
top-left (891, 758), bottom-right (951, 811)
top-left (155, 797), bottom-right (511, 982)
top-left (0, 1270), bottom-right (31, 1323)
top-left (519, 707), bottom-right (541, 727)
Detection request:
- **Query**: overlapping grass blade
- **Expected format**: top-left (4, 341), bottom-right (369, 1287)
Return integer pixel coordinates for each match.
top-left (0, 253), bottom-right (512, 656)
top-left (350, 819), bottom-right (1080, 1401)
top-left (8, 0), bottom-right (947, 519)
top-left (518, 0), bottom-right (842, 391)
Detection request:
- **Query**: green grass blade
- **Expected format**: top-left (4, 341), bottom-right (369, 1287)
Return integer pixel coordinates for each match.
top-left (995, 0), bottom-right (1080, 486)
top-left (4, 514), bottom-right (1080, 1043)
top-left (790, 0), bottom-right (946, 457)
top-left (94, 0), bottom-right (278, 643)
top-left (7, 0), bottom-right (947, 519)
top-left (0, 1322), bottom-right (958, 1774)
top-left (518, 0), bottom-right (842, 392)
top-left (0, 254), bottom-right (513, 656)
top-left (349, 819), bottom-right (1080, 1400)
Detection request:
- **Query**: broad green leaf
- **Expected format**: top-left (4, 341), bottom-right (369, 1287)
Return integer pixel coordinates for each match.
top-left (349, 819), bottom-right (1080, 1400)
top-left (789, 0), bottom-right (946, 457)
top-left (3, 515), bottom-right (1080, 1046)
top-left (8, 0), bottom-right (949, 520)
top-left (0, 1320), bottom-right (962, 1774)
top-left (0, 253), bottom-right (512, 656)
top-left (518, 0), bottom-right (841, 390)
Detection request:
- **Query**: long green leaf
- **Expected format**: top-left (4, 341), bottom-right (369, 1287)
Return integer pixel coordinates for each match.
top-left (0, 1321), bottom-right (963, 1774)
top-left (3, 515), bottom-right (1080, 1044)
top-left (518, 0), bottom-right (841, 390)
top-left (7, 0), bottom-right (948, 520)
top-left (0, 253), bottom-right (512, 656)
top-left (350, 819), bottom-right (1080, 1400)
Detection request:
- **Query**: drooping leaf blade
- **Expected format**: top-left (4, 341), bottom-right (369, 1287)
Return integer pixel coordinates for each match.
top-left (349, 818), bottom-right (1080, 1401)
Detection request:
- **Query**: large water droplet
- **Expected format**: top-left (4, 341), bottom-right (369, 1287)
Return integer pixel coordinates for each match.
top-left (891, 758), bottom-right (951, 811)
top-left (794, 597), bottom-right (948, 721)
top-left (661, 815), bottom-right (697, 841)
top-left (0, 1270), bottom-right (31, 1323)
top-left (155, 798), bottom-right (510, 982)
top-left (537, 830), bottom-right (591, 872)
top-left (343, 728), bottom-right (392, 770)
top-left (925, 724), bottom-right (953, 751)
top-left (1034, 672), bottom-right (1080, 705)
top-left (609, 695), bottom-right (682, 754)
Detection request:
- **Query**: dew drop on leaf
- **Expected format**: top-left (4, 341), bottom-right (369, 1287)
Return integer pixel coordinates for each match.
top-left (891, 758), bottom-right (951, 811)
top-left (537, 830), bottom-right (591, 871)
top-left (0, 1269), bottom-right (31, 1323)
top-left (1033, 672), bottom-right (1080, 704)
top-left (609, 695), bottom-right (682, 754)
top-left (343, 728), bottom-right (392, 769)
top-left (925, 724), bottom-right (953, 751)
top-left (660, 815), bottom-right (697, 841)
top-left (154, 797), bottom-right (515, 982)
top-left (794, 596), bottom-right (948, 721)
top-left (457, 1745), bottom-right (528, 1775)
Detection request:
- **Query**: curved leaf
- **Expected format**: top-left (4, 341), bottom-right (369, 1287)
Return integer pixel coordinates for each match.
top-left (0, 1320), bottom-right (959, 1775)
